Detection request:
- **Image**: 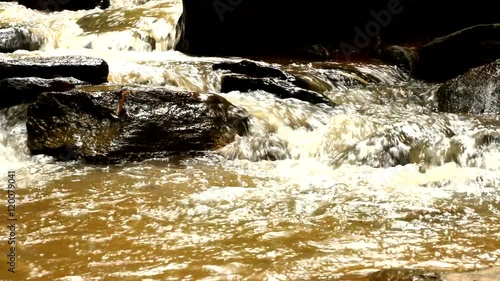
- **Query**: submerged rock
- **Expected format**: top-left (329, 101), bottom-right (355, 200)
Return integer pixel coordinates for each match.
top-left (368, 268), bottom-right (442, 281)
top-left (27, 86), bottom-right (249, 163)
top-left (0, 27), bottom-right (32, 53)
top-left (415, 24), bottom-right (500, 81)
top-left (437, 60), bottom-right (500, 115)
top-left (17, 0), bottom-right (109, 11)
top-left (0, 55), bottom-right (109, 84)
top-left (214, 60), bottom-right (333, 105)
top-left (0, 77), bottom-right (88, 109)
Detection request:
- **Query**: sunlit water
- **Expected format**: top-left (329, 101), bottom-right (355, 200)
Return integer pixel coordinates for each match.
top-left (0, 1), bottom-right (499, 280)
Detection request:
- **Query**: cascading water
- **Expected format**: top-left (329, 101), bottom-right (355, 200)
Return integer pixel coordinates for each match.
top-left (0, 1), bottom-right (499, 280)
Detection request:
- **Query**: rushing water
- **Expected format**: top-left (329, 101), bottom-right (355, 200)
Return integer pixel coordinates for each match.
top-left (0, 1), bottom-right (499, 280)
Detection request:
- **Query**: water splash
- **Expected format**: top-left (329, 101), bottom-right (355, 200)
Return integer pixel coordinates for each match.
top-left (0, 105), bottom-right (30, 172)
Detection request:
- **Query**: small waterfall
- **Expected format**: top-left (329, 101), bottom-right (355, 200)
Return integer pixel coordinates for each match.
top-left (0, 0), bottom-right (183, 52)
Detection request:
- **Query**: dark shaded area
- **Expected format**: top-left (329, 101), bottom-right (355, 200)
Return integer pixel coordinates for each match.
top-left (27, 87), bottom-right (249, 163)
top-left (415, 24), bottom-right (500, 81)
top-left (437, 60), bottom-right (500, 115)
top-left (0, 55), bottom-right (109, 84)
top-left (17, 0), bottom-right (109, 11)
top-left (0, 77), bottom-right (88, 109)
top-left (178, 0), bottom-right (500, 57)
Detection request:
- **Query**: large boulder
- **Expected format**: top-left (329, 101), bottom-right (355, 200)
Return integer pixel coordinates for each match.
top-left (177, 0), bottom-right (499, 57)
top-left (17, 0), bottom-right (109, 11)
top-left (0, 77), bottom-right (88, 109)
top-left (436, 60), bottom-right (500, 115)
top-left (415, 24), bottom-right (500, 81)
top-left (27, 86), bottom-right (250, 163)
top-left (0, 55), bottom-right (109, 84)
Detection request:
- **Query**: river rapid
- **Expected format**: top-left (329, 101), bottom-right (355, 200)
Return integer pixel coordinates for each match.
top-left (0, 1), bottom-right (499, 280)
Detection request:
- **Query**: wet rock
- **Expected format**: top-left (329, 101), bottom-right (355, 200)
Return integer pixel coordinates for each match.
top-left (0, 55), bottom-right (109, 84)
top-left (213, 60), bottom-right (291, 80)
top-left (437, 60), bottom-right (500, 115)
top-left (17, 0), bottom-right (109, 11)
top-left (381, 45), bottom-right (419, 74)
top-left (0, 77), bottom-right (88, 109)
top-left (221, 74), bottom-right (332, 105)
top-left (26, 86), bottom-right (249, 163)
top-left (214, 60), bottom-right (332, 105)
top-left (415, 24), bottom-right (500, 81)
top-left (0, 27), bottom-right (31, 53)
top-left (368, 268), bottom-right (443, 281)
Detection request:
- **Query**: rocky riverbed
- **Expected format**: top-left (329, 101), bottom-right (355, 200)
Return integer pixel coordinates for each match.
top-left (0, 0), bottom-right (498, 280)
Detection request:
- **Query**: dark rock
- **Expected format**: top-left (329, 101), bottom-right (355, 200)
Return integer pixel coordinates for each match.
top-left (26, 86), bottom-right (249, 163)
top-left (369, 268), bottom-right (443, 281)
top-left (213, 60), bottom-right (291, 80)
top-left (17, 0), bottom-right (109, 11)
top-left (0, 55), bottom-right (109, 84)
top-left (415, 24), bottom-right (500, 81)
top-left (0, 27), bottom-right (31, 53)
top-left (381, 45), bottom-right (419, 74)
top-left (213, 60), bottom-right (333, 105)
top-left (437, 60), bottom-right (500, 115)
top-left (221, 74), bottom-right (332, 105)
top-left (0, 77), bottom-right (88, 109)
